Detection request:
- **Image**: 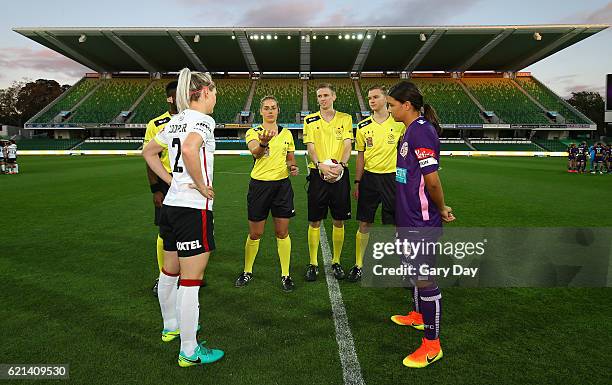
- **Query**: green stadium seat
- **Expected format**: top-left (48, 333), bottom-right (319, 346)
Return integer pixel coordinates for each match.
top-left (16, 138), bottom-right (81, 150)
top-left (70, 79), bottom-right (151, 124)
top-left (32, 79), bottom-right (99, 123)
top-left (130, 80), bottom-right (172, 124)
top-left (359, 78), bottom-right (483, 124)
top-left (514, 77), bottom-right (589, 124)
top-left (462, 78), bottom-right (549, 124)
top-left (211, 78), bottom-right (251, 124)
top-left (471, 139), bottom-right (543, 151)
top-left (251, 79), bottom-right (303, 124)
top-left (308, 79), bottom-right (361, 121)
top-left (533, 139), bottom-right (569, 152)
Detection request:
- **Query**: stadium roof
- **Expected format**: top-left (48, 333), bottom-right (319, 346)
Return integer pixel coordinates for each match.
top-left (14, 25), bottom-right (608, 74)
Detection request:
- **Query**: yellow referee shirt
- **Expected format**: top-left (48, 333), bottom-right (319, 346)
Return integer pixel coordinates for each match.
top-left (303, 111), bottom-right (353, 169)
top-left (246, 126), bottom-right (295, 181)
top-left (144, 111), bottom-right (172, 173)
top-left (355, 114), bottom-right (405, 174)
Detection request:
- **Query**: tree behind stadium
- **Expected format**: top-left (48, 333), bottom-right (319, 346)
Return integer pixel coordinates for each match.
top-left (566, 91), bottom-right (606, 137)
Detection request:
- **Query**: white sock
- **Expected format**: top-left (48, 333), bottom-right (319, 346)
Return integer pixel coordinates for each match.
top-left (176, 282), bottom-right (184, 329)
top-left (1, 165), bottom-right (4, 172)
top-left (158, 271), bottom-right (179, 331)
top-left (178, 284), bottom-right (200, 356)
top-left (14, 164), bottom-right (18, 173)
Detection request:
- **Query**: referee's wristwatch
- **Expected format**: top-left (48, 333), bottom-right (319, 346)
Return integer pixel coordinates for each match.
top-left (354, 180), bottom-right (360, 184)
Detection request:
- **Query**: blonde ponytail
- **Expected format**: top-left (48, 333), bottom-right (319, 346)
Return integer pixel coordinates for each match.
top-left (176, 68), bottom-right (192, 113)
top-left (175, 67), bottom-right (216, 113)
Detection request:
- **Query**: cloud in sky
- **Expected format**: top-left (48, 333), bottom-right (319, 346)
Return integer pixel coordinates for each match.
top-left (560, 1), bottom-right (612, 24)
top-left (177, 0), bottom-right (480, 26)
top-left (0, 47), bottom-right (88, 80)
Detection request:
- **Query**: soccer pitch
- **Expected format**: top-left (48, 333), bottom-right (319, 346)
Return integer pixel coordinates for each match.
top-left (1, 155), bottom-right (611, 385)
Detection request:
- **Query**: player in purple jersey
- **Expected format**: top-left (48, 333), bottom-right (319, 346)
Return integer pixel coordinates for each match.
top-left (567, 143), bottom-right (577, 173)
top-left (576, 142), bottom-right (588, 173)
top-left (592, 142), bottom-right (605, 174)
top-left (386, 81), bottom-right (455, 368)
top-left (605, 143), bottom-right (611, 173)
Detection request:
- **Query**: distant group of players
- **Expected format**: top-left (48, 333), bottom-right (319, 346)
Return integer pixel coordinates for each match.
top-left (567, 142), bottom-right (611, 174)
top-left (142, 69), bottom-right (454, 369)
top-left (0, 140), bottom-right (19, 174)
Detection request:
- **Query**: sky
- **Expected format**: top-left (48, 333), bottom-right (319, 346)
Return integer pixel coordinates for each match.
top-left (1, 0), bottom-right (611, 98)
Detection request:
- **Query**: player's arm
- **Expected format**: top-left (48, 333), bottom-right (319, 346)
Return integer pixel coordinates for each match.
top-left (340, 116), bottom-right (354, 167)
top-left (286, 151), bottom-right (299, 176)
top-left (423, 171), bottom-right (454, 223)
top-left (340, 138), bottom-right (352, 165)
top-left (182, 132), bottom-right (214, 199)
top-left (142, 140), bottom-right (172, 186)
top-left (307, 142), bottom-right (337, 178)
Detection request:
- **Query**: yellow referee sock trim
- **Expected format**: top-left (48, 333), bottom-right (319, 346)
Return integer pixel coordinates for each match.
top-left (244, 236), bottom-right (260, 274)
top-left (156, 234), bottom-right (164, 272)
top-left (355, 230), bottom-right (370, 268)
top-left (332, 225), bottom-right (344, 265)
top-left (277, 235), bottom-right (291, 277)
top-left (308, 225), bottom-right (320, 266)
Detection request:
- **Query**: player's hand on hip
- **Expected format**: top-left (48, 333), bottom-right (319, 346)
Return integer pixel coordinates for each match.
top-left (440, 205), bottom-right (455, 223)
top-left (189, 183), bottom-right (215, 199)
top-left (153, 191), bottom-right (164, 208)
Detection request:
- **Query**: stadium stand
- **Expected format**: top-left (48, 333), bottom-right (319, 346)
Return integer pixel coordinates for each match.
top-left (129, 80), bottom-right (171, 124)
top-left (470, 138), bottom-right (544, 151)
top-left (440, 139), bottom-right (472, 151)
top-left (462, 78), bottom-right (550, 124)
top-left (308, 79), bottom-right (361, 120)
top-left (514, 77), bottom-right (589, 124)
top-left (359, 78), bottom-right (483, 124)
top-left (251, 79), bottom-right (303, 123)
top-left (16, 138), bottom-right (81, 150)
top-left (533, 139), bottom-right (570, 152)
top-left (211, 78), bottom-right (251, 124)
top-left (32, 78), bottom-right (99, 123)
top-left (73, 137), bottom-right (144, 150)
top-left (69, 79), bottom-right (150, 123)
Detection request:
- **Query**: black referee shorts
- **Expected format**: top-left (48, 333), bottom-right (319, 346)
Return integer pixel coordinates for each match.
top-left (247, 177), bottom-right (295, 222)
top-left (153, 180), bottom-right (170, 226)
top-left (357, 170), bottom-right (396, 225)
top-left (307, 167), bottom-right (351, 222)
top-left (158, 205), bottom-right (215, 257)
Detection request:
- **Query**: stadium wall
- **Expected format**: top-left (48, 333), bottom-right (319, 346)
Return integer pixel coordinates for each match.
top-left (18, 150), bottom-right (569, 157)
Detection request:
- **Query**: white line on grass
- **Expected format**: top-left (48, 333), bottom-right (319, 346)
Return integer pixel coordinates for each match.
top-left (305, 156), bottom-right (365, 385)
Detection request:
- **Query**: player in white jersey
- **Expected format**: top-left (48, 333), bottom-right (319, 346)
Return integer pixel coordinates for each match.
top-left (142, 68), bottom-right (223, 367)
top-left (6, 140), bottom-right (18, 174)
top-left (0, 141), bottom-right (6, 174)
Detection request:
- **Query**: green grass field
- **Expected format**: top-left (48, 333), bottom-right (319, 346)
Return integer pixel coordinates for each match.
top-left (1, 155), bottom-right (611, 385)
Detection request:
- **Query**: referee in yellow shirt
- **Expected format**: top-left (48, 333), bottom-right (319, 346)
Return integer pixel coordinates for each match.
top-left (235, 96), bottom-right (299, 292)
top-left (144, 81), bottom-right (177, 296)
top-left (349, 85), bottom-right (405, 282)
top-left (303, 83), bottom-right (353, 281)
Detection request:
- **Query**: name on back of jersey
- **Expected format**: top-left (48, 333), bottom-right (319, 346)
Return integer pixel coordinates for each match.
top-left (167, 123), bottom-right (187, 134)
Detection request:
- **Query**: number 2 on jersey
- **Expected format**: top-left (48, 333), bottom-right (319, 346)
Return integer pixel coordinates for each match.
top-left (172, 138), bottom-right (184, 173)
